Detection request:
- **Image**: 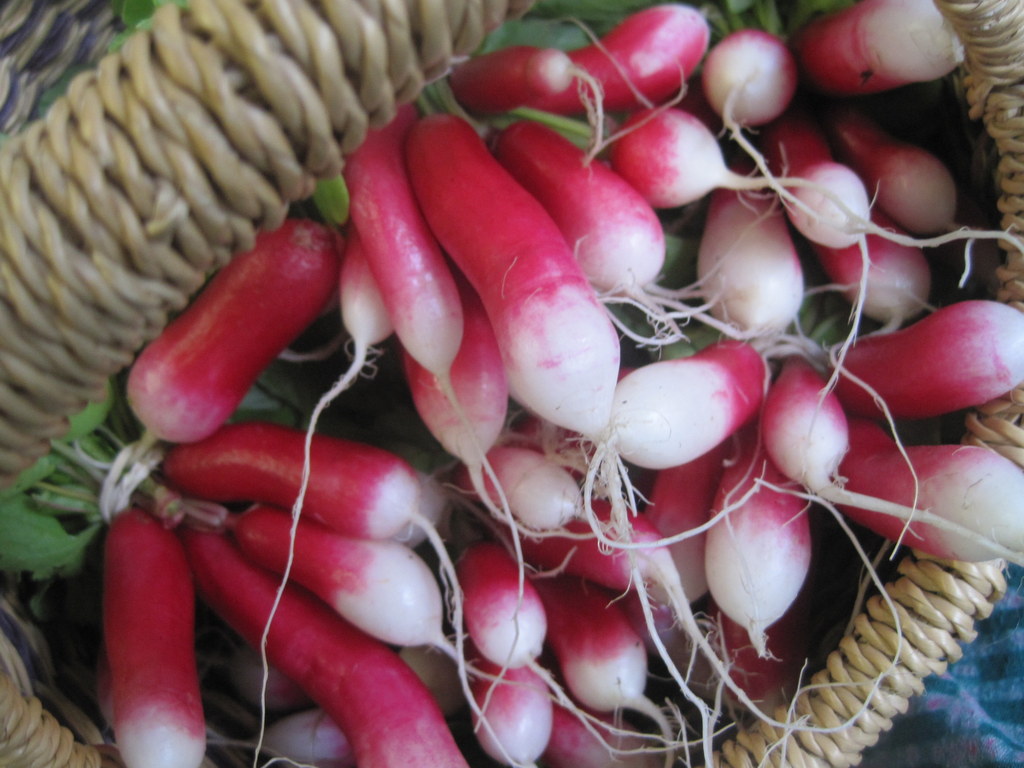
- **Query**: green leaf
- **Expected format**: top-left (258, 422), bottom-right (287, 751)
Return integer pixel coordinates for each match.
top-left (59, 380), bottom-right (115, 443)
top-left (312, 176), bottom-right (350, 227)
top-left (0, 496), bottom-right (101, 579)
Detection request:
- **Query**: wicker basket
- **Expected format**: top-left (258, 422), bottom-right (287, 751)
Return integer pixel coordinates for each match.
top-left (0, 1), bottom-right (1018, 767)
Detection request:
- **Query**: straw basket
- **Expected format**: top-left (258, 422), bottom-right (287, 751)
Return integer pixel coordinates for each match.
top-left (0, 1), bottom-right (1017, 767)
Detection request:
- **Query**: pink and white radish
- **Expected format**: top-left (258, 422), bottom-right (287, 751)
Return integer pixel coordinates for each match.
top-left (103, 509), bottom-right (205, 768)
top-left (405, 113), bottom-right (621, 439)
top-left (127, 219), bottom-right (342, 444)
top-left (457, 540), bottom-right (548, 670)
top-left (790, 0), bottom-right (962, 96)
top-left (230, 505), bottom-right (450, 650)
top-left (830, 300), bottom-right (1024, 420)
top-left (226, 644), bottom-right (312, 712)
top-left (835, 419), bottom-right (1024, 564)
top-left (181, 527), bottom-right (473, 768)
top-left (262, 709), bottom-right (355, 768)
top-left (470, 659), bottom-right (554, 767)
top-left (823, 103), bottom-right (958, 234)
top-left (704, 434), bottom-right (813, 655)
top-left (695, 185), bottom-right (804, 336)
top-left (448, 46), bottom-right (575, 113)
top-left (542, 704), bottom-right (664, 768)
top-left (701, 28), bottom-right (797, 127)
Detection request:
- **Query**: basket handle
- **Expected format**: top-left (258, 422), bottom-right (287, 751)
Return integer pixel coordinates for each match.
top-left (0, 0), bottom-right (532, 484)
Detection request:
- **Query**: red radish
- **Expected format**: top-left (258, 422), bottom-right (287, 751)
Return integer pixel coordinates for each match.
top-left (103, 509), bottom-right (204, 768)
top-left (457, 541), bottom-right (548, 669)
top-left (127, 219), bottom-right (342, 443)
top-left (161, 421), bottom-right (422, 541)
top-left (402, 276), bottom-right (509, 469)
top-left (790, 0), bottom-right (962, 96)
top-left (231, 505), bottom-right (449, 649)
top-left (608, 340), bottom-right (767, 470)
top-left (835, 419), bottom-right (1024, 563)
top-left (823, 103), bottom-right (958, 234)
top-left (226, 644), bottom-right (312, 712)
top-left (531, 575), bottom-right (672, 738)
top-left (704, 434), bottom-right (812, 654)
top-left (470, 660), bottom-right (554, 767)
top-left (761, 357), bottom-right (849, 494)
top-left (701, 28), bottom-right (797, 127)
top-left (405, 113), bottom-right (621, 439)
top-left (180, 528), bottom-right (472, 768)
top-left (448, 46), bottom-right (575, 113)
top-left (808, 209), bottom-right (931, 326)
top-left (493, 120), bottom-right (666, 294)
top-left (345, 104), bottom-right (463, 378)
top-left (452, 5), bottom-right (710, 115)
top-left (542, 704), bottom-right (663, 768)
top-left (338, 227), bottom-right (394, 372)
top-left (643, 444), bottom-right (728, 602)
top-left (262, 709), bottom-right (355, 768)
top-left (458, 444), bottom-right (581, 531)
top-left (759, 106), bottom-right (872, 249)
top-left (831, 300), bottom-right (1024, 419)
top-left (695, 186), bottom-right (804, 335)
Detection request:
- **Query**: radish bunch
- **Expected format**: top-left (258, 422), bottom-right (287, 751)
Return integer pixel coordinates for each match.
top-left (89, 3), bottom-right (1024, 768)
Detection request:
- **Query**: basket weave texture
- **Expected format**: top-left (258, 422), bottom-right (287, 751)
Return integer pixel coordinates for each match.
top-left (0, 1), bottom-right (1019, 768)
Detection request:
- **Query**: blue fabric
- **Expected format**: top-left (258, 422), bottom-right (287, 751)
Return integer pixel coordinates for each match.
top-left (860, 564), bottom-right (1024, 768)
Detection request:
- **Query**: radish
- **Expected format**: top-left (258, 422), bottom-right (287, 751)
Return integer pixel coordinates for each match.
top-left (457, 444), bottom-right (581, 531)
top-left (643, 443), bottom-right (727, 602)
top-left (127, 219), bottom-right (342, 443)
top-left (103, 509), bottom-right (204, 768)
top-left (758, 105), bottom-right (872, 249)
top-left (761, 356), bottom-right (850, 495)
top-left (822, 103), bottom-right (958, 234)
top-left (402, 276), bottom-right (509, 469)
top-left (493, 120), bottom-right (666, 295)
top-left (695, 185), bottom-right (804, 336)
top-left (542, 704), bottom-right (663, 768)
top-left (262, 709), bottom-right (355, 768)
top-left (161, 421), bottom-right (422, 541)
top-left (701, 28), bottom-right (797, 127)
top-left (448, 46), bottom-right (575, 113)
top-left (451, 5), bottom-right (710, 115)
top-left (808, 209), bottom-right (931, 326)
top-left (230, 505), bottom-right (450, 650)
top-left (704, 433), bottom-right (813, 655)
top-left (180, 528), bottom-right (472, 768)
top-left (457, 540), bottom-right (548, 669)
top-left (607, 340), bottom-right (767, 471)
top-left (835, 419), bottom-right (1024, 563)
top-left (531, 575), bottom-right (674, 748)
top-left (830, 300), bottom-right (1024, 420)
top-left (345, 104), bottom-right (463, 378)
top-left (335, 226), bottom-right (394, 387)
top-left (470, 659), bottom-right (554, 767)
top-left (405, 113), bottom-right (621, 439)
top-left (790, 0), bottom-right (962, 96)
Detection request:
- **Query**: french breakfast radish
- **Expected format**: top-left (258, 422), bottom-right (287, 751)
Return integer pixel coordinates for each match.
top-left (345, 104), bottom-right (463, 378)
top-left (701, 28), bottom-right (797, 127)
top-left (180, 528), bottom-right (472, 768)
top-left (447, 46), bottom-right (575, 113)
top-left (127, 219), bottom-right (342, 443)
top-left (405, 113), bottom-right (621, 439)
top-left (830, 300), bottom-right (1024, 419)
top-left (835, 419), bottom-right (1024, 563)
top-left (823, 103), bottom-right (958, 234)
top-left (226, 644), bottom-right (312, 712)
top-left (542, 704), bottom-right (663, 768)
top-left (493, 120), bottom-right (666, 294)
top-left (470, 659), bottom-right (554, 767)
top-left (790, 0), bottom-right (962, 96)
top-left (261, 708), bottom-right (355, 768)
top-left (161, 421), bottom-right (422, 540)
top-left (457, 540), bottom-right (548, 669)
top-left (230, 505), bottom-right (449, 649)
top-left (103, 509), bottom-right (204, 768)
top-left (704, 434), bottom-right (812, 654)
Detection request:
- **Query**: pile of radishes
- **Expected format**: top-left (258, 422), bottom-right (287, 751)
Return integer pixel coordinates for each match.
top-left (94, 2), bottom-right (1024, 768)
